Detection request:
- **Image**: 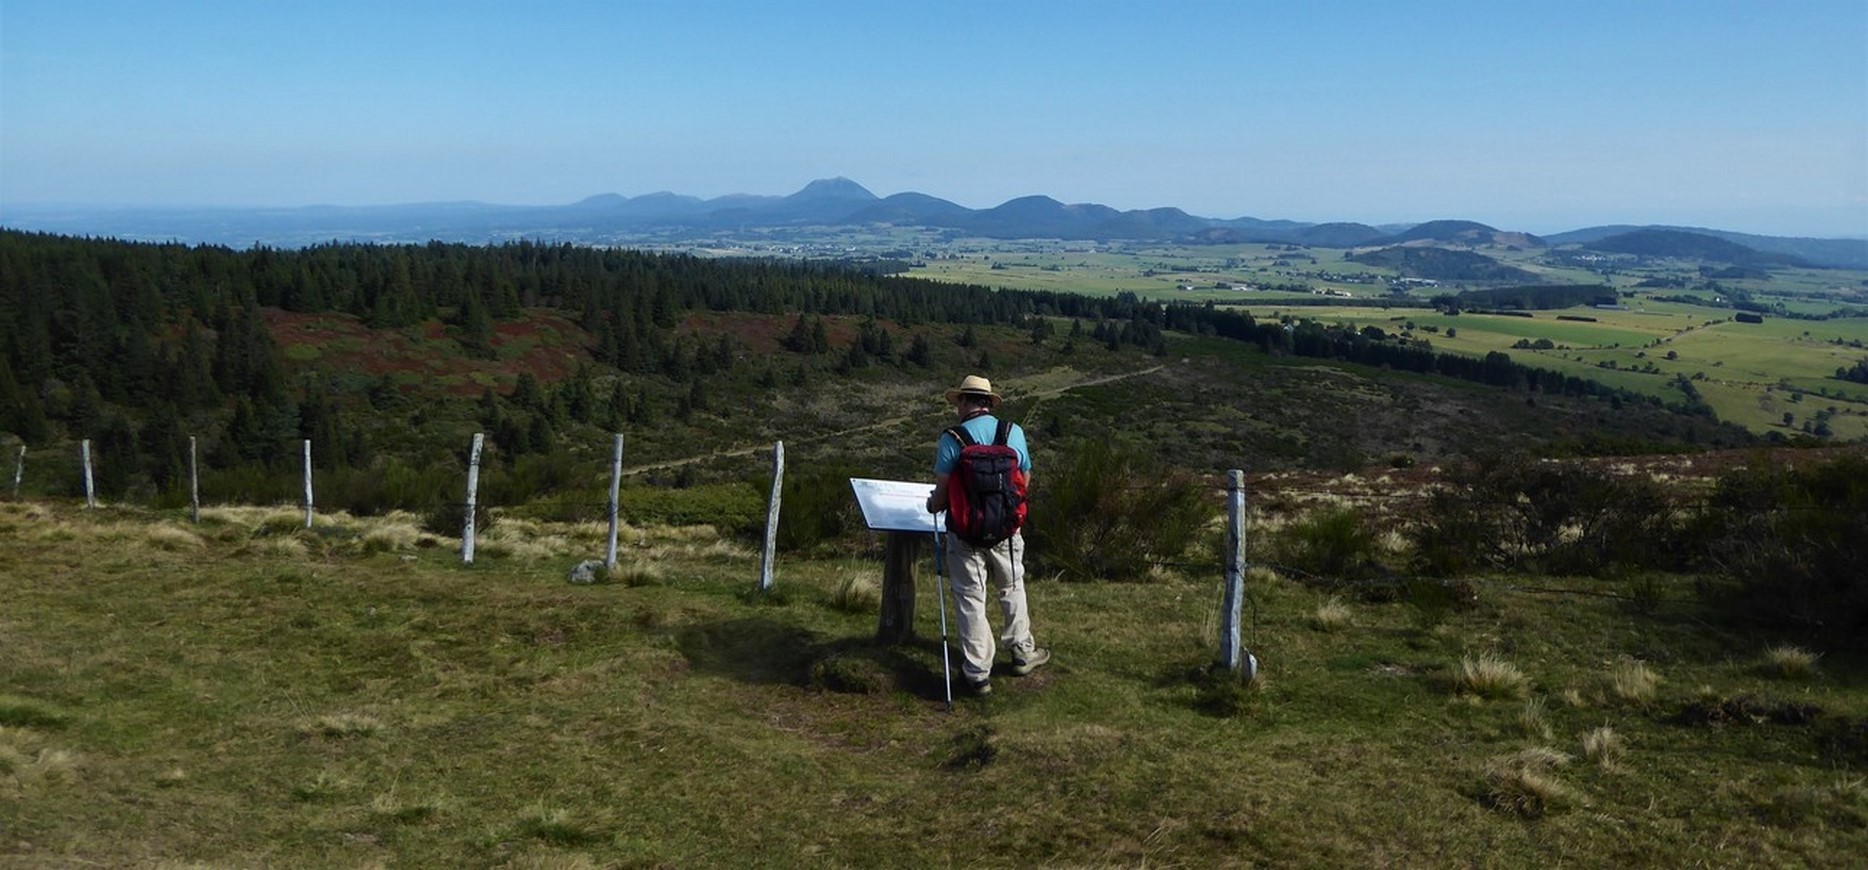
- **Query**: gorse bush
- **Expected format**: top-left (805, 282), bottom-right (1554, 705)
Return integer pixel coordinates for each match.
top-left (774, 466), bottom-right (863, 553)
top-left (1695, 454), bottom-right (1868, 642)
top-left (619, 481), bottom-right (763, 533)
top-left (1025, 437), bottom-right (1215, 581)
top-left (1410, 454), bottom-right (1678, 577)
top-left (1267, 506), bottom-right (1386, 582)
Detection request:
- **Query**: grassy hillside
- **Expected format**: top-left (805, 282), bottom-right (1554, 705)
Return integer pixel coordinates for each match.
top-left (3, 492), bottom-right (1863, 866)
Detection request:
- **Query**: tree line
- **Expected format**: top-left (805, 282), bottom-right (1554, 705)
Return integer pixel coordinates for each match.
top-left (0, 230), bottom-right (1748, 503)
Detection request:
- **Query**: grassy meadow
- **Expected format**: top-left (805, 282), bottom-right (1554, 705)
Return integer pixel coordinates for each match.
top-left (3, 499), bottom-right (1863, 866)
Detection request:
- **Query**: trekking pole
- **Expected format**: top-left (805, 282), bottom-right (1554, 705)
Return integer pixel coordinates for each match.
top-left (933, 516), bottom-right (954, 712)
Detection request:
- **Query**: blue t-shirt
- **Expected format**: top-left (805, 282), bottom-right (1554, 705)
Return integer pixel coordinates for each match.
top-left (934, 414), bottom-right (1031, 477)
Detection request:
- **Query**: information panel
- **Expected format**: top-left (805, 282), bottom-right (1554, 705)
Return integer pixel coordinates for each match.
top-left (849, 478), bottom-right (944, 534)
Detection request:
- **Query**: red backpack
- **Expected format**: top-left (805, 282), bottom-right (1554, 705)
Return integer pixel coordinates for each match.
top-left (944, 418), bottom-right (1028, 547)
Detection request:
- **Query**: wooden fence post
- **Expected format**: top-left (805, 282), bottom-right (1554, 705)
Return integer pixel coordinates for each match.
top-left (188, 436), bottom-right (200, 524)
top-left (301, 439), bottom-right (314, 529)
top-left (12, 445), bottom-right (24, 498)
top-left (462, 433), bottom-right (484, 564)
top-left (81, 439), bottom-right (96, 508)
top-left (876, 531), bottom-right (921, 644)
top-left (758, 441), bottom-right (784, 592)
top-left (1219, 469), bottom-right (1246, 672)
top-left (606, 433), bottom-right (625, 569)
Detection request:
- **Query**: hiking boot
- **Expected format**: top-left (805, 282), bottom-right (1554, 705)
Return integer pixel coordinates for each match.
top-left (1010, 647), bottom-right (1052, 676)
top-left (965, 678), bottom-right (992, 696)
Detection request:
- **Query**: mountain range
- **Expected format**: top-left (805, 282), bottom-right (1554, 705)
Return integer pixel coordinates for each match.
top-left (4, 177), bottom-right (1865, 269)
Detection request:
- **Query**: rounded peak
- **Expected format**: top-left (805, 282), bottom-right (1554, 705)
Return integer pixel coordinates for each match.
top-left (788, 177), bottom-right (877, 200)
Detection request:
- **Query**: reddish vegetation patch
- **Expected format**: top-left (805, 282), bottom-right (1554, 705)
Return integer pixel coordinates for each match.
top-left (494, 319), bottom-right (545, 340)
top-left (266, 309), bottom-right (368, 341)
top-left (678, 312), bottom-right (798, 356)
top-left (677, 311), bottom-right (931, 357)
top-left (263, 307), bottom-right (595, 397)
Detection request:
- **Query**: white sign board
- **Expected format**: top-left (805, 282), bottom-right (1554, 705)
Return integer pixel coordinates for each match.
top-left (849, 478), bottom-right (943, 534)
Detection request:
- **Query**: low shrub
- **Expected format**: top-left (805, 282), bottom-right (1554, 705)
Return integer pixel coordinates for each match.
top-left (1693, 454), bottom-right (1868, 643)
top-left (774, 467), bottom-right (863, 553)
top-left (1025, 438), bottom-right (1216, 581)
top-left (422, 501), bottom-right (494, 538)
top-left (1410, 454), bottom-right (1679, 577)
top-left (1268, 507), bottom-right (1386, 583)
top-left (619, 481), bottom-right (763, 536)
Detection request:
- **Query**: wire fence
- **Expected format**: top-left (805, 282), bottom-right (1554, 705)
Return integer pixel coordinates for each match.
top-left (7, 433), bottom-right (1861, 674)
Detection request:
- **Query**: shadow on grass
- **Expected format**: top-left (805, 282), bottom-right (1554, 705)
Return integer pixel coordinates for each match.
top-left (674, 618), bottom-right (947, 700)
top-left (1157, 660), bottom-right (1264, 719)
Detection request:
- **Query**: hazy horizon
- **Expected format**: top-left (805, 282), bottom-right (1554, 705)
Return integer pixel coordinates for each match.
top-left (3, 0), bottom-right (1864, 238)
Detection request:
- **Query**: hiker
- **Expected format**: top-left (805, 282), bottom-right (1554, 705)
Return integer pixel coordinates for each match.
top-left (925, 375), bottom-right (1051, 696)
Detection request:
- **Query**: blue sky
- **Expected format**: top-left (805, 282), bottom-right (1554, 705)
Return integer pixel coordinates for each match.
top-left (2, 0), bottom-right (1864, 236)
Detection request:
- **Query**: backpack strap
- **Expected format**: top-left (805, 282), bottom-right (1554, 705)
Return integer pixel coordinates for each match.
top-left (944, 425), bottom-right (977, 448)
top-left (992, 418), bottom-right (1013, 447)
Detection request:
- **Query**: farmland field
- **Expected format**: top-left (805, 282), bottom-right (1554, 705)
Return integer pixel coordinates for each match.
top-left (906, 239), bottom-right (1868, 439)
top-left (1241, 306), bottom-right (1868, 439)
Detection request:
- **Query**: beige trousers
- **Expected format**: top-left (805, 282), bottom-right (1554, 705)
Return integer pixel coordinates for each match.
top-left (942, 531), bottom-right (1037, 682)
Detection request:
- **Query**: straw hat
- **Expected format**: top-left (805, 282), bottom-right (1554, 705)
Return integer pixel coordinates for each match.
top-left (943, 374), bottom-right (1001, 408)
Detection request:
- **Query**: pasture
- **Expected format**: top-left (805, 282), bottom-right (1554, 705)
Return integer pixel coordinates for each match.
top-left (3, 497), bottom-right (1863, 866)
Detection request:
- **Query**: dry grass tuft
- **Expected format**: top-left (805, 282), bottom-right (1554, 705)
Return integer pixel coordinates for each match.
top-left (370, 789), bottom-right (441, 824)
top-left (1762, 645), bottom-right (1821, 680)
top-left (1762, 778), bottom-right (1866, 829)
top-left (1606, 658), bottom-right (1662, 705)
top-left (1374, 528), bottom-right (1410, 557)
top-left (513, 804), bottom-right (607, 846)
top-left (303, 713), bottom-right (384, 739)
top-left (613, 561), bottom-right (665, 588)
top-left (0, 729), bottom-right (80, 797)
top-left (144, 524), bottom-right (206, 551)
top-left (1582, 726), bottom-right (1626, 771)
top-left (254, 508), bottom-right (307, 536)
top-left (1246, 565), bottom-right (1283, 587)
top-left (290, 770), bottom-right (352, 803)
top-left (479, 524), bottom-right (576, 561)
top-left (1482, 747), bottom-right (1577, 818)
top-left (503, 852), bottom-right (604, 870)
top-left (1310, 596), bottom-right (1353, 632)
top-left (1518, 697), bottom-right (1553, 740)
top-left (645, 523), bottom-right (720, 543)
top-left (249, 536), bottom-right (308, 559)
top-left (0, 502), bottom-right (49, 522)
top-left (831, 571), bottom-right (881, 613)
top-left (361, 521), bottom-right (422, 553)
top-left (1456, 652), bottom-right (1530, 700)
top-left (696, 539), bottom-right (753, 562)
